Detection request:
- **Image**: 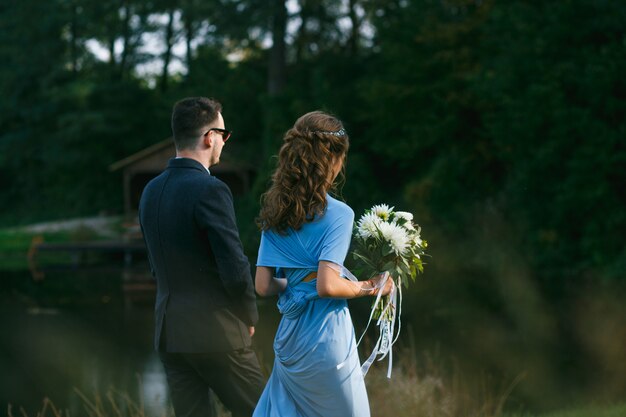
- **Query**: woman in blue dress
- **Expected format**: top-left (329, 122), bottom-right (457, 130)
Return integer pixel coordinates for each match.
top-left (253, 111), bottom-right (393, 417)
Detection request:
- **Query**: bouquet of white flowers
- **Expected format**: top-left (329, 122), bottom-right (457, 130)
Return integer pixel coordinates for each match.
top-left (351, 204), bottom-right (428, 377)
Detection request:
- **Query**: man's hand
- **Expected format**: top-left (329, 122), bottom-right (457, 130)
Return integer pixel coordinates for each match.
top-left (248, 326), bottom-right (255, 337)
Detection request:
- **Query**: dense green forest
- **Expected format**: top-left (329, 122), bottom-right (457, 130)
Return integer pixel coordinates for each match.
top-left (2, 0), bottom-right (623, 276)
top-left (1, 0), bottom-right (625, 410)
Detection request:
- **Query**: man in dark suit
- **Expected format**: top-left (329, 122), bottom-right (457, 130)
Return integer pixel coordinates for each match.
top-left (139, 97), bottom-right (265, 417)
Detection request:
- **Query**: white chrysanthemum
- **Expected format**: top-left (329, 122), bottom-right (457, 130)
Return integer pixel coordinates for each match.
top-left (392, 211), bottom-right (415, 231)
top-left (395, 211), bottom-right (414, 222)
top-left (402, 221), bottom-right (416, 231)
top-left (357, 212), bottom-right (381, 239)
top-left (378, 221), bottom-right (410, 255)
top-left (371, 204), bottom-right (393, 221)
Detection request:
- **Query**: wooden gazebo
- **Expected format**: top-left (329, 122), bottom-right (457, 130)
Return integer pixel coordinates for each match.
top-left (109, 138), bottom-right (255, 218)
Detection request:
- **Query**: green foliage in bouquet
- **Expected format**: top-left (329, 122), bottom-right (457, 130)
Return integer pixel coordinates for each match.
top-left (351, 204), bottom-right (428, 288)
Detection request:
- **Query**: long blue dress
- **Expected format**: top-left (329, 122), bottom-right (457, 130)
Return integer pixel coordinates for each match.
top-left (253, 195), bottom-right (370, 417)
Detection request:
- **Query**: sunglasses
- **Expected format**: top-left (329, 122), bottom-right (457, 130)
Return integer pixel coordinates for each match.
top-left (204, 128), bottom-right (232, 142)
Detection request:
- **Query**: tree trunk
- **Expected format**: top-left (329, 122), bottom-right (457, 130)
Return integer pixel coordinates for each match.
top-left (183, 11), bottom-right (194, 78)
top-left (119, 0), bottom-right (131, 78)
top-left (107, 33), bottom-right (117, 80)
top-left (263, 0), bottom-right (289, 160)
top-left (69, 0), bottom-right (78, 74)
top-left (296, 0), bottom-right (309, 62)
top-left (348, 0), bottom-right (359, 55)
top-left (268, 0), bottom-right (287, 96)
top-left (160, 8), bottom-right (175, 92)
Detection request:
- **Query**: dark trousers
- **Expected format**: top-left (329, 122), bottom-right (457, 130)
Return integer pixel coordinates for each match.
top-left (159, 348), bottom-right (265, 417)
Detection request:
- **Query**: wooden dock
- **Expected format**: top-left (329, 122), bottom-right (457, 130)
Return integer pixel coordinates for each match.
top-left (28, 236), bottom-right (147, 280)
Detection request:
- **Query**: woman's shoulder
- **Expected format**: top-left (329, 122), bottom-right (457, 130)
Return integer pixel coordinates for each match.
top-left (325, 195), bottom-right (354, 222)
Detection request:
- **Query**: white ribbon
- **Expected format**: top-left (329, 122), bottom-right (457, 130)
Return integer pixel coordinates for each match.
top-left (328, 264), bottom-right (400, 378)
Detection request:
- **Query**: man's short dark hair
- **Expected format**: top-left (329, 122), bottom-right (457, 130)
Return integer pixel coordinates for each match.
top-left (171, 97), bottom-right (222, 151)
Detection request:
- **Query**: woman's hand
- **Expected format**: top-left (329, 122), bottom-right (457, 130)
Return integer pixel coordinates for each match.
top-left (368, 272), bottom-right (394, 296)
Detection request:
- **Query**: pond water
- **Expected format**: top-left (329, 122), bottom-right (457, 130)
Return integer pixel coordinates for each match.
top-left (0, 267), bottom-right (281, 416)
top-left (2, 263), bottom-right (625, 415)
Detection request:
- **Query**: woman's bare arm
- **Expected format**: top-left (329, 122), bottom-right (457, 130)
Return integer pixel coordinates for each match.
top-left (316, 261), bottom-right (393, 299)
top-left (255, 266), bottom-right (288, 296)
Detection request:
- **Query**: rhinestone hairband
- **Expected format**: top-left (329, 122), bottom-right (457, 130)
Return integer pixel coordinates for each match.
top-left (313, 128), bottom-right (347, 137)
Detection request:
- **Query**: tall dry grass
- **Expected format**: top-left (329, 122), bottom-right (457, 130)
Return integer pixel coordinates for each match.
top-left (11, 349), bottom-right (519, 417)
top-left (8, 386), bottom-right (175, 417)
top-left (365, 342), bottom-right (522, 417)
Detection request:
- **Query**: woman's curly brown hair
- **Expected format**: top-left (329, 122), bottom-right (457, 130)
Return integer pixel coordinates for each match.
top-left (257, 111), bottom-right (349, 233)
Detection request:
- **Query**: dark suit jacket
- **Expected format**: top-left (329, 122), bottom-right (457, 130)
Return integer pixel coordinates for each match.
top-left (139, 157), bottom-right (258, 353)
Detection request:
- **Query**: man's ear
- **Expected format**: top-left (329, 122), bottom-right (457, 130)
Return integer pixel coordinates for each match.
top-left (203, 132), bottom-right (213, 148)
